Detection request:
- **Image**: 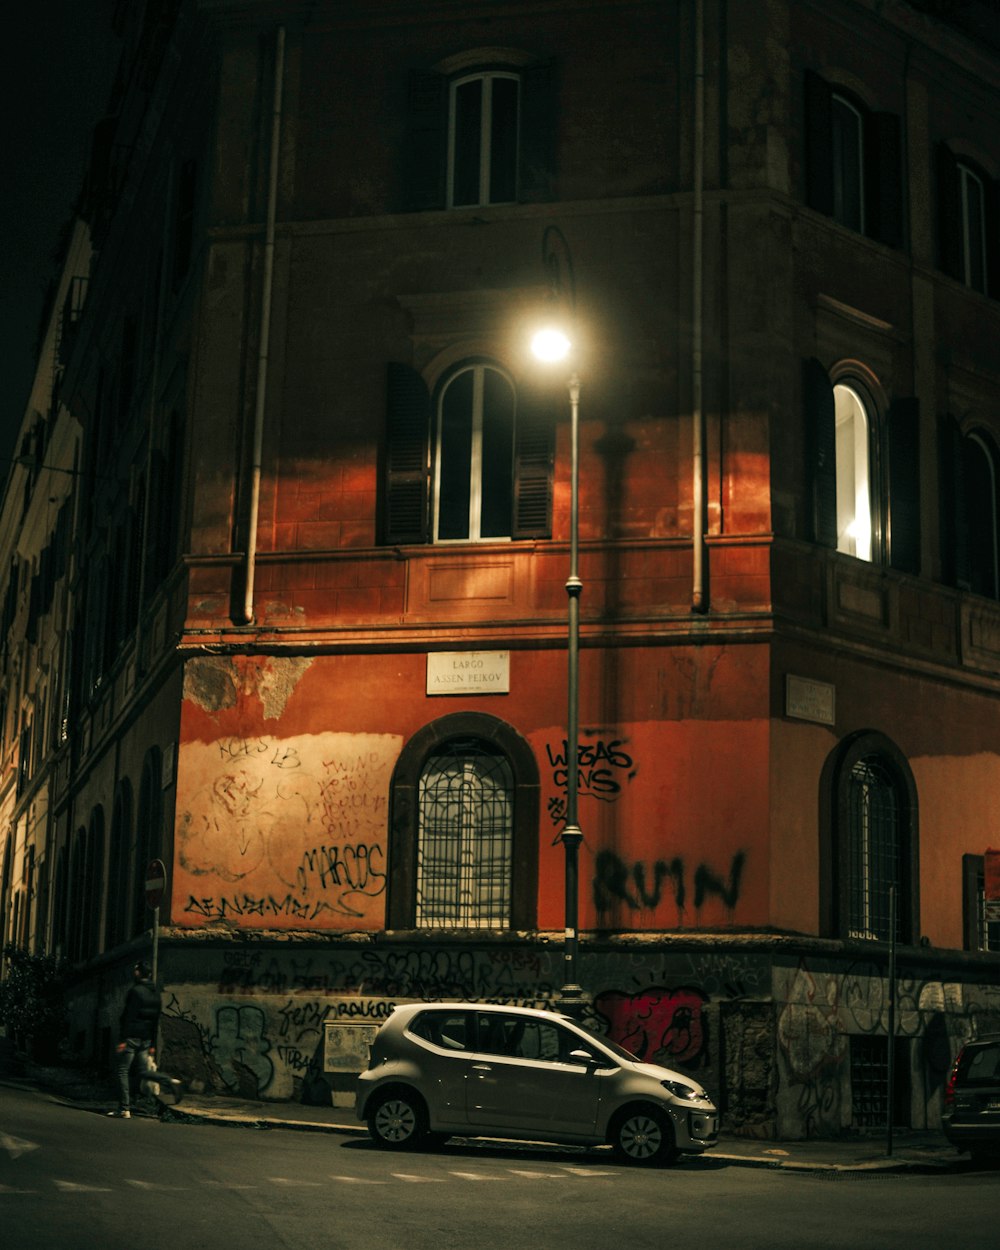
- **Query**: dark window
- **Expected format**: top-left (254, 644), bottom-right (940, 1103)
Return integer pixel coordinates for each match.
top-left (936, 145), bottom-right (999, 296)
top-left (132, 749), bottom-right (162, 938)
top-left (962, 854), bottom-right (1000, 952)
top-left (382, 362), bottom-right (553, 545)
top-left (416, 738), bottom-right (514, 927)
top-left (821, 733), bottom-right (919, 943)
top-left (940, 422), bottom-right (999, 598)
top-left (804, 72), bottom-right (902, 248)
top-left (850, 1035), bottom-right (910, 1128)
top-left (450, 73), bottom-right (520, 208)
top-left (105, 782), bottom-right (132, 950)
top-left (436, 365), bottom-right (516, 541)
top-left (402, 60), bottom-right (554, 211)
top-left (846, 756), bottom-right (901, 941)
top-left (411, 1010), bottom-right (471, 1050)
top-left (387, 712), bottom-right (539, 929)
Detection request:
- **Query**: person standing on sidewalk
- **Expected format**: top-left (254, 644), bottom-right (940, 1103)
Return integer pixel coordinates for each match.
top-left (109, 961), bottom-right (182, 1118)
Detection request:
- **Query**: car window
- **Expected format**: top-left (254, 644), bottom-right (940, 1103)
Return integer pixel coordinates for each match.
top-left (410, 1010), bottom-right (470, 1051)
top-left (475, 1013), bottom-right (594, 1063)
top-left (960, 1043), bottom-right (1000, 1084)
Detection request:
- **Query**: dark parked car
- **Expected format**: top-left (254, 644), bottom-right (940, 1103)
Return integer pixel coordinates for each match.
top-left (943, 1035), bottom-right (1000, 1162)
top-left (356, 1002), bottom-right (718, 1166)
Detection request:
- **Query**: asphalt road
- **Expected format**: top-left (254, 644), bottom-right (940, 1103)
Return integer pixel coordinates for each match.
top-left (1, 1084), bottom-right (997, 1250)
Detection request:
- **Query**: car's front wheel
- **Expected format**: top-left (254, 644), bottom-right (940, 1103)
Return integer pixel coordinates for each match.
top-left (610, 1106), bottom-right (679, 1166)
top-left (367, 1089), bottom-right (428, 1150)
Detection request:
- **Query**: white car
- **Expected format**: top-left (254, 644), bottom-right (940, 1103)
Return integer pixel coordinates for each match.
top-left (356, 1002), bottom-right (719, 1165)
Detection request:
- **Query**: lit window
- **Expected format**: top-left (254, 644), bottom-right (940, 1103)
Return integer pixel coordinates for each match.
top-left (834, 384), bottom-right (872, 560)
top-left (448, 72), bottom-right (519, 208)
top-left (435, 364), bottom-right (515, 542)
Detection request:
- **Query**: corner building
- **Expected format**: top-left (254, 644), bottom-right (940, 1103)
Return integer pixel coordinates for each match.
top-left (2, 0), bottom-right (1000, 1139)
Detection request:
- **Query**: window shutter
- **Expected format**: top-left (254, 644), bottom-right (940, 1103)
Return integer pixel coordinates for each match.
top-left (804, 70), bottom-right (834, 216)
top-left (402, 72), bottom-right (447, 211)
top-left (936, 143), bottom-right (962, 281)
top-left (803, 358), bottom-right (837, 547)
top-left (939, 415), bottom-right (969, 589)
top-left (866, 111), bottom-right (903, 248)
top-left (887, 396), bottom-right (920, 574)
top-left (512, 384), bottom-right (554, 538)
top-left (986, 176), bottom-right (1000, 300)
top-left (384, 363), bottom-right (430, 545)
top-left (518, 60), bottom-right (556, 203)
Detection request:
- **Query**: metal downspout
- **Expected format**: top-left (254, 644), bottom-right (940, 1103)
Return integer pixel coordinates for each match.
top-left (241, 26), bottom-right (285, 625)
top-left (692, 0), bottom-right (707, 613)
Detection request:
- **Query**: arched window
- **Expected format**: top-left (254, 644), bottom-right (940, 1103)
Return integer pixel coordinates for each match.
top-left (105, 781), bottom-right (133, 950)
top-left (435, 364), bottom-right (516, 542)
top-left (834, 383), bottom-right (873, 560)
top-left (132, 748), bottom-right (162, 938)
top-left (387, 712), bottom-right (539, 929)
top-left (416, 739), bottom-right (514, 926)
top-left (449, 71), bottom-right (520, 208)
top-left (83, 807), bottom-right (105, 960)
top-left (382, 361), bottom-right (552, 545)
top-left (68, 826), bottom-right (87, 961)
top-left (965, 433), bottom-right (999, 599)
top-left (821, 732), bottom-right (919, 943)
top-left (831, 93), bottom-right (865, 233)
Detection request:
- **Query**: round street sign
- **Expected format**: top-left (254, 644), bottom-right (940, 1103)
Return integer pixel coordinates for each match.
top-left (145, 858), bottom-right (167, 910)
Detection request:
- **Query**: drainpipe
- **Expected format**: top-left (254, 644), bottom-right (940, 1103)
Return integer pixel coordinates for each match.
top-left (241, 26), bottom-right (285, 625)
top-left (691, 0), bottom-right (707, 614)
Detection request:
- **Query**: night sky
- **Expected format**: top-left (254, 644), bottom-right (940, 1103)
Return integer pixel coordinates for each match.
top-left (2, 3), bottom-right (120, 470)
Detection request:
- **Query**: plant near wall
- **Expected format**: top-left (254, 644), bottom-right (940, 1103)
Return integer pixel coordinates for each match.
top-left (0, 946), bottom-right (68, 1060)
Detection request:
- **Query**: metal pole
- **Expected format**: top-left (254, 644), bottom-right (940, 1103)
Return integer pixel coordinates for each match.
top-left (886, 885), bottom-right (896, 1157)
top-left (152, 905), bottom-right (160, 986)
top-left (560, 371), bottom-right (584, 1014)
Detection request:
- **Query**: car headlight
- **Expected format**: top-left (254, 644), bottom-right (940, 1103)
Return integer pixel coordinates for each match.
top-left (661, 1079), bottom-right (701, 1101)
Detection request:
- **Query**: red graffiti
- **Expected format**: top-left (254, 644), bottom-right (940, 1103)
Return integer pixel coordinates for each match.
top-left (594, 987), bottom-right (708, 1065)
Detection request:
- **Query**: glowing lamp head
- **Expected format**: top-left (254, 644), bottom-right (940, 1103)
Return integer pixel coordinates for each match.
top-left (531, 327), bottom-right (572, 364)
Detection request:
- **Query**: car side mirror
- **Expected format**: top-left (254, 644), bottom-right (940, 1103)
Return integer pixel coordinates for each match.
top-left (569, 1048), bottom-right (608, 1068)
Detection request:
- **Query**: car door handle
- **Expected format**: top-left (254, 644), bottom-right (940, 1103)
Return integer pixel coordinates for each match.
top-left (471, 1063), bottom-right (492, 1072)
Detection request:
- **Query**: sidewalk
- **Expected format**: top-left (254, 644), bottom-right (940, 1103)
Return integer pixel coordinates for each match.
top-left (0, 1044), bottom-right (968, 1174)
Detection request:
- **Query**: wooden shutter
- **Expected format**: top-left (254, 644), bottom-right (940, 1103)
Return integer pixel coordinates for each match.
top-left (866, 111), bottom-right (903, 248)
top-left (518, 60), bottom-right (556, 204)
top-left (804, 70), bottom-right (834, 216)
top-left (887, 397), bottom-right (920, 574)
top-left (402, 72), bottom-right (447, 211)
top-left (939, 414), bottom-right (969, 589)
top-left (512, 384), bottom-right (554, 539)
top-left (986, 176), bottom-right (1000, 300)
top-left (384, 363), bottom-right (430, 545)
top-left (803, 358), bottom-right (837, 547)
top-left (936, 143), bottom-right (963, 281)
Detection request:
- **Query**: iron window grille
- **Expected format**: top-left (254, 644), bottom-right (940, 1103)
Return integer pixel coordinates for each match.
top-left (847, 756), bottom-right (901, 942)
top-left (416, 737), bottom-right (514, 928)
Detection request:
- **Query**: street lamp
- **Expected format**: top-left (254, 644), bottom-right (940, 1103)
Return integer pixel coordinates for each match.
top-left (531, 326), bottom-right (585, 1017)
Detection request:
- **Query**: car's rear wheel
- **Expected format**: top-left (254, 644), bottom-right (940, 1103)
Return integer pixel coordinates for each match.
top-left (368, 1090), bottom-right (428, 1150)
top-left (610, 1106), bottom-right (679, 1166)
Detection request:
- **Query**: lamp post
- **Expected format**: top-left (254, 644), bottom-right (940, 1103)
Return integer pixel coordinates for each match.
top-left (532, 327), bottom-right (585, 1016)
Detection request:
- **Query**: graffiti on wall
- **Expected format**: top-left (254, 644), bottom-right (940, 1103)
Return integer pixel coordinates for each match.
top-left (174, 732), bottom-right (399, 929)
top-left (545, 736), bottom-right (636, 826)
top-left (593, 987), bottom-right (709, 1066)
top-left (593, 849), bottom-right (746, 922)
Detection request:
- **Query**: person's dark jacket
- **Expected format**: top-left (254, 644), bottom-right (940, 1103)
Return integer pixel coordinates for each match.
top-left (120, 979), bottom-right (161, 1043)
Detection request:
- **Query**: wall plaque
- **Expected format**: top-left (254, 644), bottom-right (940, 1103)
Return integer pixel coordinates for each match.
top-left (427, 650), bottom-right (510, 695)
top-left (785, 675), bottom-right (835, 726)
